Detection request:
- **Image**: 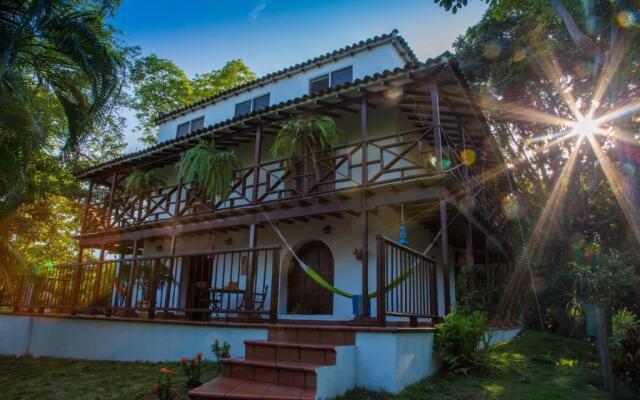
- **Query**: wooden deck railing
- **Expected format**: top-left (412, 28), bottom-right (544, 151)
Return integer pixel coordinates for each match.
top-left (83, 127), bottom-right (454, 233)
top-left (10, 246), bottom-right (281, 323)
top-left (376, 235), bottom-right (438, 326)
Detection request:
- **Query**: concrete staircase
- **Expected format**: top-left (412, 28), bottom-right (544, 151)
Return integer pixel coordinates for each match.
top-left (188, 326), bottom-right (356, 400)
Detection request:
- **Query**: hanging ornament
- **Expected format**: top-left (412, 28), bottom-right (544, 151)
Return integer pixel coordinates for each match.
top-left (399, 204), bottom-right (409, 245)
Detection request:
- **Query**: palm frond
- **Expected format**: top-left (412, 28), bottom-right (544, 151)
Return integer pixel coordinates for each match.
top-left (177, 141), bottom-right (239, 200)
top-left (271, 116), bottom-right (344, 173)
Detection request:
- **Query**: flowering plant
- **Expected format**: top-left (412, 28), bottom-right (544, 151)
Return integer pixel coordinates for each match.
top-left (180, 352), bottom-right (204, 386)
top-left (149, 368), bottom-right (179, 400)
top-left (211, 339), bottom-right (231, 374)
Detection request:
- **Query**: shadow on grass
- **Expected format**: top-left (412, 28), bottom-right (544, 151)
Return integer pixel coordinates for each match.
top-left (338, 331), bottom-right (636, 400)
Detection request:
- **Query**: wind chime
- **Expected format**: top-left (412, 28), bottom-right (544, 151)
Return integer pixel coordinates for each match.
top-left (399, 204), bottom-right (409, 245)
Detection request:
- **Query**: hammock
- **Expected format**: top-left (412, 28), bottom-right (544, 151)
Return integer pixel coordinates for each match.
top-left (265, 214), bottom-right (414, 299)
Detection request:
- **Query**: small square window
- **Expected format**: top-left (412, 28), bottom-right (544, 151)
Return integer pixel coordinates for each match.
top-left (235, 100), bottom-right (252, 117)
top-left (309, 75), bottom-right (330, 94)
top-left (253, 94), bottom-right (270, 112)
top-left (331, 66), bottom-right (353, 88)
top-left (176, 122), bottom-right (190, 138)
top-left (190, 116), bottom-right (204, 131)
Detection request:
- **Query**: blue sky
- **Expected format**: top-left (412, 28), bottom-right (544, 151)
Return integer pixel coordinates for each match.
top-left (112, 0), bottom-right (487, 150)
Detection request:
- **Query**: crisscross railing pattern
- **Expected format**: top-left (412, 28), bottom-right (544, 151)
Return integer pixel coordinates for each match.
top-left (83, 127), bottom-right (449, 233)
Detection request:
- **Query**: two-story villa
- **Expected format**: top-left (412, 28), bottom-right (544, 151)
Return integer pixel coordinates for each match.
top-left (2, 31), bottom-right (517, 399)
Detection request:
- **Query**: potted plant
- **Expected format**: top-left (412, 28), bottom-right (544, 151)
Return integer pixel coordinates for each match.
top-left (123, 168), bottom-right (166, 195)
top-left (271, 116), bottom-right (344, 173)
top-left (177, 141), bottom-right (239, 200)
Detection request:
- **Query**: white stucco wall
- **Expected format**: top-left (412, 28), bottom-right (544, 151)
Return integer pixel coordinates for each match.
top-left (156, 43), bottom-right (407, 143)
top-left (0, 315), bottom-right (266, 362)
top-left (355, 331), bottom-right (438, 393)
top-left (0, 315), bottom-right (521, 395)
top-left (0, 314), bottom-right (32, 357)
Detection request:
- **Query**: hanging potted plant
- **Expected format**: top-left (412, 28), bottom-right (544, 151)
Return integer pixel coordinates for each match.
top-left (123, 168), bottom-right (166, 196)
top-left (271, 116), bottom-right (345, 191)
top-left (271, 116), bottom-right (344, 171)
top-left (177, 141), bottom-right (239, 200)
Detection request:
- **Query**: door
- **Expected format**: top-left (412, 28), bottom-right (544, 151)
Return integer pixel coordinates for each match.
top-left (186, 255), bottom-right (212, 320)
top-left (287, 241), bottom-right (334, 314)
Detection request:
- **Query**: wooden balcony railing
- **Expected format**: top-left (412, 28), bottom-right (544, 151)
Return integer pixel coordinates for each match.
top-left (82, 126), bottom-right (505, 235)
top-left (83, 127), bottom-right (449, 233)
top-left (10, 246), bottom-right (281, 323)
top-left (376, 235), bottom-right (438, 326)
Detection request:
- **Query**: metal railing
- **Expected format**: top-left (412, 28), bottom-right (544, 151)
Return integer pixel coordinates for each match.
top-left (376, 235), bottom-right (438, 326)
top-left (11, 246), bottom-right (281, 323)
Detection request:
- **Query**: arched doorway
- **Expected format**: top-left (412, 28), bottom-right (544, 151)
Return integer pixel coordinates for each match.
top-left (287, 241), bottom-right (334, 314)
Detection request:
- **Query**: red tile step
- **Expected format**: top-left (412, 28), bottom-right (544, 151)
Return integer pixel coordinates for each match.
top-left (267, 326), bottom-right (355, 345)
top-left (188, 376), bottom-right (315, 399)
top-left (222, 358), bottom-right (318, 389)
top-left (245, 340), bottom-right (337, 365)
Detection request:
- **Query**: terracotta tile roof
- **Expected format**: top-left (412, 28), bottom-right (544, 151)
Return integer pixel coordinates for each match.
top-left (73, 54), bottom-right (454, 179)
top-left (153, 29), bottom-right (418, 124)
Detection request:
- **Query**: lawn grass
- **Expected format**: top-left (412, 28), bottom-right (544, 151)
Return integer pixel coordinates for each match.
top-left (338, 330), bottom-right (635, 400)
top-left (0, 356), bottom-right (218, 400)
top-left (0, 331), bottom-right (635, 399)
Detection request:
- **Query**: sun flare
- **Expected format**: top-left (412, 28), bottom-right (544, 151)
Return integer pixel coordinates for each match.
top-left (571, 116), bottom-right (601, 137)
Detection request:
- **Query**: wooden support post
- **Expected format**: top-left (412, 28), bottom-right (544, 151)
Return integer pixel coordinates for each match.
top-left (13, 274), bottom-right (25, 313)
top-left (465, 220), bottom-right (476, 293)
top-left (485, 237), bottom-right (494, 316)
top-left (106, 173), bottom-right (117, 230)
top-left (432, 84), bottom-right (451, 314)
top-left (70, 247), bottom-right (84, 315)
top-left (595, 306), bottom-right (615, 392)
top-left (376, 236), bottom-right (386, 326)
top-left (252, 126), bottom-right (263, 204)
top-left (92, 244), bottom-right (106, 314)
top-left (439, 199), bottom-right (451, 314)
top-left (162, 234), bottom-right (177, 319)
top-left (269, 248), bottom-right (281, 323)
top-left (123, 239), bottom-right (138, 315)
top-left (81, 180), bottom-right (94, 234)
top-left (245, 224), bottom-right (258, 313)
top-left (360, 95), bottom-right (370, 317)
top-left (431, 85), bottom-right (443, 173)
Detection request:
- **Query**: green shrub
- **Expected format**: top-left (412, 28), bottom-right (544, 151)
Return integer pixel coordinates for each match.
top-left (612, 308), bottom-right (639, 345)
top-left (610, 308), bottom-right (640, 391)
top-left (434, 308), bottom-right (488, 375)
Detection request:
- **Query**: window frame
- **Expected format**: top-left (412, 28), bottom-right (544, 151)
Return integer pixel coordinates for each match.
top-left (308, 65), bottom-right (353, 94)
top-left (234, 93), bottom-right (270, 117)
top-left (176, 115), bottom-right (205, 138)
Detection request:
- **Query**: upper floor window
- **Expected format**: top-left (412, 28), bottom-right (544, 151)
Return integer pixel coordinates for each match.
top-left (234, 93), bottom-right (270, 117)
top-left (309, 66), bottom-right (353, 94)
top-left (176, 116), bottom-right (205, 138)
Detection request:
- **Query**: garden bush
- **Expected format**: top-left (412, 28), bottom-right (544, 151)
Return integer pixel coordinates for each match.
top-left (611, 308), bottom-right (640, 392)
top-left (434, 308), bottom-right (488, 375)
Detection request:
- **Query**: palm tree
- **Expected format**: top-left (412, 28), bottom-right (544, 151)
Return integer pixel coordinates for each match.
top-left (0, 0), bottom-right (123, 217)
top-left (271, 116), bottom-right (345, 174)
top-left (177, 141), bottom-right (239, 200)
top-left (0, 0), bottom-right (123, 286)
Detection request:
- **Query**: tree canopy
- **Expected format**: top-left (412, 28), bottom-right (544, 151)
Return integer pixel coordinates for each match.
top-left (128, 56), bottom-right (256, 145)
top-left (444, 0), bottom-right (640, 326)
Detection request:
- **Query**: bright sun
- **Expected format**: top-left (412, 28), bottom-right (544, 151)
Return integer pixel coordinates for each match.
top-left (572, 116), bottom-right (600, 137)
